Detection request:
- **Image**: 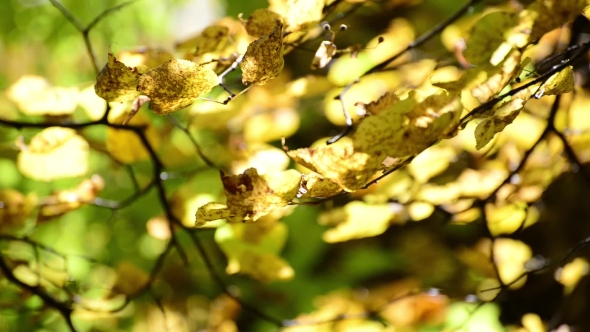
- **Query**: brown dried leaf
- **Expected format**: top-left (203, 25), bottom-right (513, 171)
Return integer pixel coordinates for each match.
top-left (241, 20), bottom-right (284, 85)
top-left (195, 168), bottom-right (301, 226)
top-left (137, 59), bottom-right (218, 114)
top-left (95, 52), bottom-right (143, 102)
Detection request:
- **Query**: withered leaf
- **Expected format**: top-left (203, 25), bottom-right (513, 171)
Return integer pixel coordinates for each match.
top-left (95, 52), bottom-right (144, 102)
top-left (137, 59), bottom-right (218, 114)
top-left (311, 41), bottom-right (337, 70)
top-left (241, 20), bottom-right (284, 85)
top-left (195, 168), bottom-right (301, 226)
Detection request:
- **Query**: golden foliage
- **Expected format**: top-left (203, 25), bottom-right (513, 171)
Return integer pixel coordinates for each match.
top-left (17, 127), bottom-right (89, 181)
top-left (137, 59), bottom-right (218, 114)
top-left (241, 20), bottom-right (284, 85)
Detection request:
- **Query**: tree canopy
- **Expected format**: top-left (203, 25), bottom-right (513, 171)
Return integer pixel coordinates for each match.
top-left (2, 0), bottom-right (590, 331)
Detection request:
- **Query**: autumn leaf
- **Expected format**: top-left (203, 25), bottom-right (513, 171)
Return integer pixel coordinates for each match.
top-left (242, 8), bottom-right (282, 38)
top-left (541, 65), bottom-right (574, 96)
top-left (106, 108), bottom-right (161, 164)
top-left (38, 175), bottom-right (104, 223)
top-left (287, 139), bottom-right (383, 192)
top-left (0, 190), bottom-right (37, 235)
top-left (268, 0), bottom-right (323, 43)
top-left (7, 75), bottom-right (79, 116)
top-left (298, 172), bottom-right (343, 198)
top-left (195, 168), bottom-right (301, 226)
top-left (241, 20), bottom-right (284, 85)
top-left (494, 238), bottom-right (532, 289)
top-left (18, 127), bottom-right (89, 181)
top-left (117, 47), bottom-right (174, 69)
top-left (526, 0), bottom-right (587, 42)
top-left (95, 52), bottom-right (144, 102)
top-left (319, 201), bottom-right (400, 243)
top-left (215, 222), bottom-right (294, 282)
top-left (137, 59), bottom-right (218, 114)
top-left (354, 91), bottom-right (462, 158)
top-left (474, 86), bottom-right (537, 150)
top-left (192, 25), bottom-right (230, 56)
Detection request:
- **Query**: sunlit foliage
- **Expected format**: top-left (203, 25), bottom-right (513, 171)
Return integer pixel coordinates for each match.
top-left (2, 0), bottom-right (590, 331)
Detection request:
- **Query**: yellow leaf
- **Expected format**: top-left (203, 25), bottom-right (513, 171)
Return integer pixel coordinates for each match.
top-left (471, 50), bottom-right (523, 103)
top-left (493, 238), bottom-right (532, 289)
top-left (541, 65), bottom-right (574, 96)
top-left (241, 20), bottom-right (284, 85)
top-left (486, 202), bottom-right (527, 236)
top-left (117, 47), bottom-right (174, 69)
top-left (408, 202), bottom-right (434, 221)
top-left (7, 75), bottom-right (79, 116)
top-left (137, 59), bottom-right (218, 114)
top-left (195, 168), bottom-right (301, 226)
top-left (95, 52), bottom-right (143, 102)
top-left (38, 176), bottom-right (104, 223)
top-left (408, 145), bottom-right (456, 183)
top-left (311, 41), bottom-right (337, 70)
top-left (215, 222), bottom-right (294, 282)
top-left (522, 313), bottom-right (544, 332)
top-left (354, 91), bottom-right (462, 158)
top-left (0, 189), bottom-right (37, 235)
top-left (195, 202), bottom-right (231, 227)
top-left (268, 0), bottom-right (323, 40)
top-left (527, 0), bottom-right (587, 42)
top-left (287, 139), bottom-right (383, 192)
top-left (243, 108), bottom-right (299, 143)
top-left (556, 258), bottom-right (589, 294)
top-left (192, 25), bottom-right (230, 56)
top-left (78, 85), bottom-right (107, 120)
top-left (18, 127), bottom-right (89, 181)
top-left (106, 109), bottom-right (160, 164)
top-left (474, 86), bottom-right (536, 150)
top-left (463, 12), bottom-right (526, 66)
top-left (242, 8), bottom-right (282, 38)
top-left (319, 201), bottom-right (397, 243)
top-left (231, 143), bottom-right (290, 175)
top-left (298, 172), bottom-right (343, 198)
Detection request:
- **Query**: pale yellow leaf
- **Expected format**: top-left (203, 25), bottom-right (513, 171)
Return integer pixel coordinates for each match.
top-left (319, 201), bottom-right (397, 243)
top-left (18, 127), bottom-right (89, 181)
top-left (7, 75), bottom-right (79, 116)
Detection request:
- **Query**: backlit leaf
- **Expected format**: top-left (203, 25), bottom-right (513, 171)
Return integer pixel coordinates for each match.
top-left (137, 59), bottom-right (218, 114)
top-left (474, 86), bottom-right (537, 150)
top-left (192, 25), bottom-right (230, 56)
top-left (95, 52), bottom-right (144, 102)
top-left (195, 168), bottom-right (301, 226)
top-left (354, 91), bottom-right (462, 158)
top-left (7, 75), bottom-right (79, 116)
top-left (109, 262), bottom-right (149, 297)
top-left (215, 222), bottom-right (294, 281)
top-left (494, 238), bottom-right (532, 289)
top-left (241, 20), bottom-right (284, 85)
top-left (319, 201), bottom-right (398, 242)
top-left (242, 8), bottom-right (282, 38)
top-left (18, 127), bottom-right (89, 181)
top-left (287, 139), bottom-right (383, 192)
top-left (106, 109), bottom-right (160, 164)
top-left (298, 172), bottom-right (343, 198)
top-left (527, 0), bottom-right (587, 42)
top-left (541, 65), bottom-right (574, 96)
